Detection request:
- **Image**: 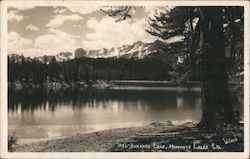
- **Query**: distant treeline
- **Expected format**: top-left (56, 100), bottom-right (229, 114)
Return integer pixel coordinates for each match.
top-left (8, 49), bottom-right (243, 86)
top-left (8, 55), bottom-right (185, 84)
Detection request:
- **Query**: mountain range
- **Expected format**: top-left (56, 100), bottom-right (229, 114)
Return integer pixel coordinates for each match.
top-left (74, 40), bottom-right (169, 59)
top-left (9, 40), bottom-right (172, 63)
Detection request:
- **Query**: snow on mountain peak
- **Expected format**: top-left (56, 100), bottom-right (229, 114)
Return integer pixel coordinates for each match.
top-left (75, 40), bottom-right (167, 59)
top-left (56, 52), bottom-right (73, 62)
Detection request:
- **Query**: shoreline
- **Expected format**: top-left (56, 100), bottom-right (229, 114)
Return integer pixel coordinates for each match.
top-left (12, 120), bottom-right (197, 146)
top-left (8, 79), bottom-right (243, 89)
top-left (11, 121), bottom-right (244, 152)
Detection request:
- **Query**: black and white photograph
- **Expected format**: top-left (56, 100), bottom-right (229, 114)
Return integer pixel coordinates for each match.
top-left (0, 0), bottom-right (249, 158)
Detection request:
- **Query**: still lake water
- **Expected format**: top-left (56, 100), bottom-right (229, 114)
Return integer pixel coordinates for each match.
top-left (8, 86), bottom-right (243, 140)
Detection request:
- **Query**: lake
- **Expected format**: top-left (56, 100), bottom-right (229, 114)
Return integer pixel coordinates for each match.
top-left (8, 86), bottom-right (243, 142)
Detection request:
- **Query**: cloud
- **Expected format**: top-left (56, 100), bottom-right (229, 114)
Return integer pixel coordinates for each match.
top-left (26, 24), bottom-right (40, 31)
top-left (8, 29), bottom-right (81, 57)
top-left (49, 28), bottom-right (80, 38)
top-left (8, 10), bottom-right (24, 22)
top-left (8, 6), bottom-right (37, 22)
top-left (54, 8), bottom-right (67, 14)
top-left (46, 14), bottom-right (83, 28)
top-left (8, 32), bottom-right (33, 53)
top-left (66, 7), bottom-right (97, 15)
top-left (145, 6), bottom-right (173, 19)
top-left (82, 17), bottom-right (157, 50)
top-left (73, 24), bottom-right (81, 28)
top-left (86, 17), bottom-right (98, 28)
top-left (144, 6), bottom-right (159, 13)
top-left (33, 28), bottom-right (80, 56)
top-left (12, 6), bottom-right (35, 10)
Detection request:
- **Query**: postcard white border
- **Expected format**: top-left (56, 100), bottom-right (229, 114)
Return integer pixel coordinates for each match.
top-left (1, 1), bottom-right (249, 158)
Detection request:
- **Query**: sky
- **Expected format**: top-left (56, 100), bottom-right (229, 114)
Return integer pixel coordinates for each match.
top-left (8, 6), bottom-right (170, 57)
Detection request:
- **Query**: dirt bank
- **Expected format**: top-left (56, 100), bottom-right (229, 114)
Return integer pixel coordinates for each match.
top-left (12, 122), bottom-right (243, 152)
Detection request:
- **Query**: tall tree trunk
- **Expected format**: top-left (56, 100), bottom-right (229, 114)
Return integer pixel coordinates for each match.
top-left (199, 7), bottom-right (234, 128)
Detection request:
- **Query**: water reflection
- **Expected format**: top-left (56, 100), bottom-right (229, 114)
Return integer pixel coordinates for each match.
top-left (8, 87), bottom-right (242, 140)
top-left (8, 87), bottom-right (202, 113)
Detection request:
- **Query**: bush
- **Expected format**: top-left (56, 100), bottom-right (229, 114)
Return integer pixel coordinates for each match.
top-left (8, 134), bottom-right (17, 151)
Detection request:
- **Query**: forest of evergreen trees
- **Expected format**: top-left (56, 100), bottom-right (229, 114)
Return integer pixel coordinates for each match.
top-left (8, 54), bottom-right (180, 86)
top-left (8, 45), bottom-right (242, 88)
